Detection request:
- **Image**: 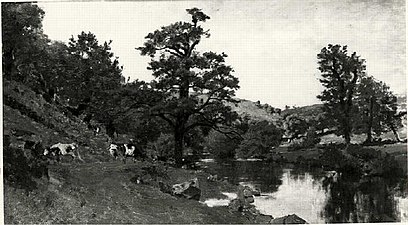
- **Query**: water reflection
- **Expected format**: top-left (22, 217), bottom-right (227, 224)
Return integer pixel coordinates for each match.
top-left (254, 169), bottom-right (327, 224)
top-left (202, 160), bottom-right (285, 193)
top-left (202, 160), bottom-right (407, 223)
top-left (322, 176), bottom-right (402, 223)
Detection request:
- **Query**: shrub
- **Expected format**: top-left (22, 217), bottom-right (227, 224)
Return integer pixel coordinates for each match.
top-left (236, 120), bottom-right (282, 159)
top-left (289, 127), bottom-right (321, 151)
top-left (204, 130), bottom-right (239, 159)
top-left (145, 133), bottom-right (174, 161)
top-left (3, 135), bottom-right (49, 191)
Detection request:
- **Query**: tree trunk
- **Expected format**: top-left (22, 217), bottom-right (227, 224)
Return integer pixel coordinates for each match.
top-left (344, 129), bottom-right (351, 145)
top-left (344, 69), bottom-right (359, 145)
top-left (366, 97), bottom-right (374, 143)
top-left (342, 114), bottom-right (352, 145)
top-left (390, 124), bottom-right (401, 142)
top-left (174, 128), bottom-right (184, 167)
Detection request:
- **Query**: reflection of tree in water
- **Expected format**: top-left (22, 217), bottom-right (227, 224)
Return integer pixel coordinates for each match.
top-left (206, 160), bottom-right (284, 193)
top-left (322, 175), bottom-right (400, 223)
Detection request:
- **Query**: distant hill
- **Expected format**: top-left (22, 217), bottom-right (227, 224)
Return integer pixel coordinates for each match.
top-left (280, 92), bottom-right (407, 120)
top-left (281, 104), bottom-right (324, 120)
top-left (227, 98), bottom-right (282, 123)
top-left (396, 93), bottom-right (407, 112)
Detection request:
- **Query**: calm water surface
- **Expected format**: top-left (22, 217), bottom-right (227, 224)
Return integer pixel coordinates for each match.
top-left (200, 160), bottom-right (407, 223)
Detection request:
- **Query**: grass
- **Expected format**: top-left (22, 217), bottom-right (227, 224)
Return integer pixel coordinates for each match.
top-left (4, 161), bottom-right (258, 224)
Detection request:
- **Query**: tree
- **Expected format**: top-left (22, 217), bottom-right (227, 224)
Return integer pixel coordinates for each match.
top-left (2, 2), bottom-right (51, 87)
top-left (137, 8), bottom-right (240, 166)
top-left (317, 44), bottom-right (366, 144)
top-left (283, 114), bottom-right (309, 142)
top-left (355, 76), bottom-right (383, 142)
top-left (378, 92), bottom-right (404, 142)
top-left (65, 32), bottom-right (124, 107)
top-left (355, 76), bottom-right (403, 143)
top-left (236, 120), bottom-right (283, 159)
top-left (2, 2), bottom-right (46, 79)
top-left (204, 130), bottom-right (240, 159)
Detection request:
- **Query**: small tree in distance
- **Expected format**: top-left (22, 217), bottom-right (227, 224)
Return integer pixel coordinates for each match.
top-left (137, 8), bottom-right (240, 167)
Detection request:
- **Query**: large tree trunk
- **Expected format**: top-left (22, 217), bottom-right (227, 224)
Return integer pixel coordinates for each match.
top-left (343, 70), bottom-right (359, 145)
top-left (174, 127), bottom-right (184, 167)
top-left (342, 113), bottom-right (352, 145)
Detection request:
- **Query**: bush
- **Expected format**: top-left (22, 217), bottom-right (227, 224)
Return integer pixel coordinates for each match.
top-left (318, 144), bottom-right (405, 182)
top-left (204, 130), bottom-right (239, 159)
top-left (288, 127), bottom-right (321, 151)
top-left (145, 133), bottom-right (174, 161)
top-left (3, 135), bottom-right (49, 191)
top-left (236, 120), bottom-right (282, 159)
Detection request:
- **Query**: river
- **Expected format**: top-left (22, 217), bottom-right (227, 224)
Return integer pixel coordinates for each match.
top-left (200, 159), bottom-right (408, 223)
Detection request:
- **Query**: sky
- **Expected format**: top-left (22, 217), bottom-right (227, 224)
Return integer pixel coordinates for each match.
top-left (37, 0), bottom-right (406, 109)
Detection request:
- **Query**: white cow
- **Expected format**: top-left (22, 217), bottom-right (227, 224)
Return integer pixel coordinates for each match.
top-left (108, 143), bottom-right (121, 159)
top-left (108, 143), bottom-right (140, 163)
top-left (44, 142), bottom-right (80, 162)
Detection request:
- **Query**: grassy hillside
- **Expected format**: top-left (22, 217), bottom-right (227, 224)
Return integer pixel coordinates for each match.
top-left (227, 98), bottom-right (281, 123)
top-left (3, 80), bottom-right (111, 162)
top-left (3, 81), bottom-right (272, 224)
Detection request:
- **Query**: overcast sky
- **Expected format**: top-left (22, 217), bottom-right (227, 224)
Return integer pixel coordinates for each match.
top-left (38, 0), bottom-right (406, 108)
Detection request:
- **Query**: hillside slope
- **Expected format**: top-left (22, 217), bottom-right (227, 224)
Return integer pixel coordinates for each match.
top-left (3, 80), bottom-right (110, 163)
top-left (228, 98), bottom-right (281, 123)
top-left (3, 81), bottom-right (272, 224)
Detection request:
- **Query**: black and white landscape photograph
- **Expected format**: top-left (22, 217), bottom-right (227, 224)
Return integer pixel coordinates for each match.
top-left (2, 0), bottom-right (407, 223)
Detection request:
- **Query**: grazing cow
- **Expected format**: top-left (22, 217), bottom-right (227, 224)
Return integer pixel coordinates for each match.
top-left (108, 142), bottom-right (144, 163)
top-left (44, 142), bottom-right (79, 162)
top-left (108, 143), bottom-right (122, 159)
top-left (123, 143), bottom-right (140, 163)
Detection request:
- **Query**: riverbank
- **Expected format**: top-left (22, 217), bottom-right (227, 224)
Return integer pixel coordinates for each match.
top-left (4, 142), bottom-right (406, 223)
top-left (4, 160), bottom-right (271, 224)
top-left (273, 142), bottom-right (407, 173)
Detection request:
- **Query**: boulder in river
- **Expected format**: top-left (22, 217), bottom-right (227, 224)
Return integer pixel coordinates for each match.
top-left (270, 214), bottom-right (308, 224)
top-left (172, 178), bottom-right (201, 201)
top-left (228, 185), bottom-right (260, 214)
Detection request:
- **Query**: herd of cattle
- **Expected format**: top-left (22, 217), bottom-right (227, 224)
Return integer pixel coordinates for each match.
top-left (42, 141), bottom-right (145, 163)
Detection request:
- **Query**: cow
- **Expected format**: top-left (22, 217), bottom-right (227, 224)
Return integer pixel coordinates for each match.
top-left (108, 142), bottom-right (144, 163)
top-left (108, 143), bottom-right (122, 159)
top-left (44, 142), bottom-right (80, 162)
top-left (123, 143), bottom-right (142, 163)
